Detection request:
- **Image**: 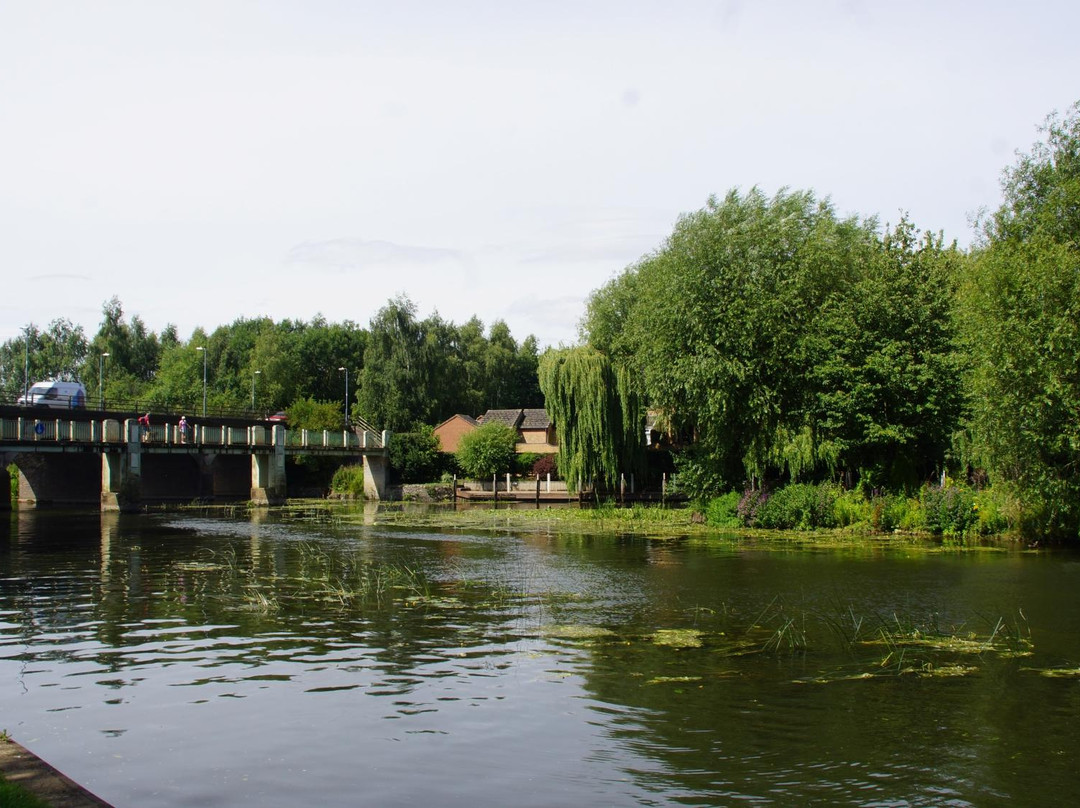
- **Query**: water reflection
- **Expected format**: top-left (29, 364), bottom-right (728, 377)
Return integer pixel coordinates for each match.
top-left (2, 508), bottom-right (1080, 807)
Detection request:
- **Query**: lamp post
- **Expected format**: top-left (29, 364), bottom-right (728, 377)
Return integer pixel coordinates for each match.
top-left (196, 346), bottom-right (207, 417)
top-left (23, 325), bottom-right (32, 401)
top-left (251, 369), bottom-right (261, 411)
top-left (99, 352), bottom-right (110, 409)
top-left (338, 366), bottom-right (349, 428)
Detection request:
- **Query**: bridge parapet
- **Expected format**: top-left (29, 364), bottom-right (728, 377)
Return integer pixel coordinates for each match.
top-left (0, 416), bottom-right (387, 456)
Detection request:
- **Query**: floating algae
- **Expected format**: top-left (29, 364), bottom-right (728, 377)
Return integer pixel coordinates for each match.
top-left (174, 561), bottom-right (226, 572)
top-left (650, 628), bottom-right (704, 649)
top-left (543, 624), bottom-right (618, 640)
top-left (1024, 666), bottom-right (1080, 678)
top-left (647, 675), bottom-right (704, 686)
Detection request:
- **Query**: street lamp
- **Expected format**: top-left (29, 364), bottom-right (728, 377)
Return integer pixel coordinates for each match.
top-left (23, 325), bottom-right (31, 401)
top-left (338, 366), bottom-right (349, 427)
top-left (251, 369), bottom-right (261, 411)
top-left (196, 346), bottom-right (207, 417)
top-left (99, 352), bottom-right (110, 409)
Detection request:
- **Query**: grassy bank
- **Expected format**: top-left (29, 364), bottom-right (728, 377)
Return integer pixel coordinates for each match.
top-left (324, 497), bottom-right (1021, 549)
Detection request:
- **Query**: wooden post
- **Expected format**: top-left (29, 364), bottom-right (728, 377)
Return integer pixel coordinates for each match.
top-left (620, 473), bottom-right (625, 505)
top-left (662, 473), bottom-right (667, 508)
top-left (453, 474), bottom-right (457, 507)
top-left (492, 473), bottom-right (497, 505)
top-left (535, 474), bottom-right (540, 508)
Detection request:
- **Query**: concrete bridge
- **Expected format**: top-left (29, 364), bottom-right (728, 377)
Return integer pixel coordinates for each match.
top-left (0, 413), bottom-right (390, 512)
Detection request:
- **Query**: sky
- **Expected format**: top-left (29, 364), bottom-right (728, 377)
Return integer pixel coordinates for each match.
top-left (2, 0), bottom-right (1079, 349)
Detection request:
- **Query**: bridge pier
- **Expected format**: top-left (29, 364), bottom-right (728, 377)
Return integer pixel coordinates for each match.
top-left (102, 420), bottom-right (142, 513)
top-left (251, 426), bottom-right (287, 506)
top-left (361, 432), bottom-right (392, 500)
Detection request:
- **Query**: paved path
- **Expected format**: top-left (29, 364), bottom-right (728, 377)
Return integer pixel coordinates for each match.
top-left (0, 737), bottom-right (113, 807)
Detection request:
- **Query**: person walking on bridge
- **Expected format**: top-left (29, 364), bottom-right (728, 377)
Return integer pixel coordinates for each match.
top-left (179, 415), bottom-right (188, 444)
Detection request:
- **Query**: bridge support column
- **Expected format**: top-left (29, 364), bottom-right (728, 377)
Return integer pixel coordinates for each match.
top-left (362, 432), bottom-right (392, 500)
top-left (102, 419), bottom-right (142, 513)
top-left (251, 426), bottom-right (287, 505)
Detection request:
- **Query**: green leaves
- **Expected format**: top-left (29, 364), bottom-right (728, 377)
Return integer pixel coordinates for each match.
top-left (538, 346), bottom-right (643, 492)
top-left (455, 422), bottom-right (518, 479)
top-left (584, 189), bottom-right (964, 498)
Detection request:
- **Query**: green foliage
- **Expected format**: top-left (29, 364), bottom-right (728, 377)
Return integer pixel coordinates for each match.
top-left (704, 491), bottom-right (742, 528)
top-left (972, 486), bottom-right (1018, 536)
top-left (2, 294), bottom-right (541, 431)
top-left (515, 452), bottom-right (542, 474)
top-left (7, 463), bottom-right (16, 503)
top-left (330, 464), bottom-right (366, 497)
top-left (919, 483), bottom-right (978, 537)
top-left (357, 296), bottom-right (544, 432)
top-left (287, 397), bottom-right (343, 431)
top-left (538, 346), bottom-right (643, 491)
top-left (0, 318), bottom-right (89, 399)
top-left (754, 483), bottom-right (840, 530)
top-left (584, 189), bottom-right (964, 499)
top-left (455, 422), bottom-right (518, 479)
top-left (832, 489), bottom-right (871, 528)
top-left (0, 773), bottom-right (54, 808)
top-left (388, 426), bottom-right (442, 483)
top-left (961, 102), bottom-right (1080, 540)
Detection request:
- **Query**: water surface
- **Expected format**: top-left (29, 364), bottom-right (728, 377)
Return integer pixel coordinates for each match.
top-left (2, 507), bottom-right (1079, 806)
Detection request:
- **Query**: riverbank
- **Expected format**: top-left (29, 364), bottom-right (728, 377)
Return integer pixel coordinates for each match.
top-left (329, 499), bottom-right (1026, 549)
top-left (0, 735), bottom-right (113, 807)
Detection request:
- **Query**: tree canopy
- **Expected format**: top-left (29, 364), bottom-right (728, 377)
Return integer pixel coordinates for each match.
top-left (1, 295), bottom-right (542, 433)
top-left (961, 102), bottom-right (1080, 538)
top-left (538, 346), bottom-right (643, 492)
top-left (455, 421), bottom-right (518, 479)
top-left (584, 188), bottom-right (965, 498)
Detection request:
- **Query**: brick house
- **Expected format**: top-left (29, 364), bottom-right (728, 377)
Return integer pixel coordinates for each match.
top-left (432, 414), bottom-right (479, 453)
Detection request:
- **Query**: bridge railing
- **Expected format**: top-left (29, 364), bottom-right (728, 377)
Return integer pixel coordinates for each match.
top-left (0, 417), bottom-right (385, 453)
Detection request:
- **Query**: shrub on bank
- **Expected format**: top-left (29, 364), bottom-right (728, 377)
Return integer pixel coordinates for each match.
top-left (704, 491), bottom-right (741, 528)
top-left (703, 479), bottom-right (1019, 538)
top-left (530, 453), bottom-right (559, 479)
top-left (330, 464), bottom-right (366, 497)
top-left (755, 483), bottom-right (840, 530)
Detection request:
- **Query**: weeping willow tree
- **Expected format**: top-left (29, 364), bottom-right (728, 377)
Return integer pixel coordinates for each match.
top-left (538, 346), bottom-right (644, 492)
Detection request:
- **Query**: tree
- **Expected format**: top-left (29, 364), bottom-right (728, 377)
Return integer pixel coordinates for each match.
top-left (585, 188), bottom-right (876, 496)
top-left (807, 219), bottom-right (966, 490)
top-left (287, 397), bottom-right (343, 431)
top-left (961, 103), bottom-right (1080, 538)
top-left (357, 296), bottom-right (436, 431)
top-left (538, 346), bottom-right (643, 492)
top-left (455, 422), bottom-right (518, 479)
top-left (388, 426), bottom-right (442, 483)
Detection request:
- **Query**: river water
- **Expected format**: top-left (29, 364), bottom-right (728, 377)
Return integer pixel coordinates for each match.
top-left (2, 506), bottom-right (1080, 807)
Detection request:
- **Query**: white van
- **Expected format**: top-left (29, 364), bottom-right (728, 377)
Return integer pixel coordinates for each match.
top-left (17, 380), bottom-right (88, 409)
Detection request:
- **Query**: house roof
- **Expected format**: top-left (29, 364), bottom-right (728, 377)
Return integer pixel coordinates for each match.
top-left (478, 408), bottom-right (554, 430)
top-left (520, 408), bottom-right (552, 430)
top-left (434, 413), bottom-right (478, 431)
top-left (478, 409), bottom-right (523, 428)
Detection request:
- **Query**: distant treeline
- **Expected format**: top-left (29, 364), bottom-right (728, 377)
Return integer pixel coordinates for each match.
top-left (0, 295), bottom-right (543, 431)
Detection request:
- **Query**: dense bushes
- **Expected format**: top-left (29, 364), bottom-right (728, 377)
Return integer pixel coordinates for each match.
top-left (704, 480), bottom-right (1019, 539)
top-left (388, 427), bottom-right (443, 484)
top-left (330, 464), bottom-right (366, 497)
